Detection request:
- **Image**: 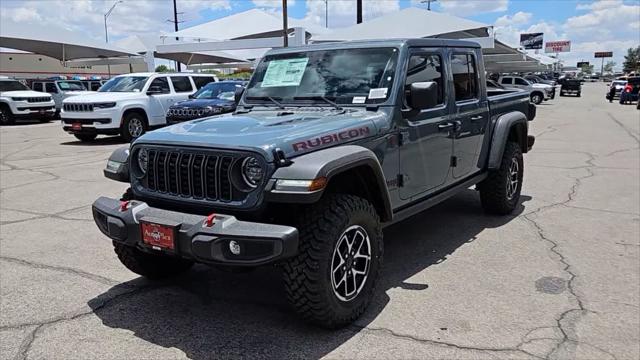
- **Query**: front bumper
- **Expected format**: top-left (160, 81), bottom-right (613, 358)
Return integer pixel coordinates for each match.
top-left (62, 118), bottom-right (120, 135)
top-left (11, 104), bottom-right (56, 118)
top-left (92, 196), bottom-right (299, 266)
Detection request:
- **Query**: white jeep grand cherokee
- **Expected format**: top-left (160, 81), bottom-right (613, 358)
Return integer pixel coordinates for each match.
top-left (0, 78), bottom-right (56, 125)
top-left (61, 72), bottom-right (217, 142)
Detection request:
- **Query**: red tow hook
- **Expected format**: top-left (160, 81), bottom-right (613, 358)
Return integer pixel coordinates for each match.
top-left (119, 200), bottom-right (130, 212)
top-left (205, 213), bottom-right (216, 227)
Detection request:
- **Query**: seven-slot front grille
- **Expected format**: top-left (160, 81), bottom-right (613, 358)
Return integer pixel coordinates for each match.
top-left (27, 97), bottom-right (51, 103)
top-left (63, 103), bottom-right (94, 112)
top-left (145, 149), bottom-right (237, 202)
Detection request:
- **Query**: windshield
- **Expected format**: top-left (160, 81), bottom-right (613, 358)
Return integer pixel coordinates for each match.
top-left (57, 81), bottom-right (86, 91)
top-left (193, 82), bottom-right (240, 100)
top-left (245, 47), bottom-right (399, 105)
top-left (99, 76), bottom-right (149, 92)
top-left (0, 80), bottom-right (29, 92)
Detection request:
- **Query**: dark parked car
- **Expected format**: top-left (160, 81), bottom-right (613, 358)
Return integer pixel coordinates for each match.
top-left (166, 81), bottom-right (244, 124)
top-left (94, 39), bottom-right (536, 328)
top-left (620, 77), bottom-right (640, 104)
top-left (559, 79), bottom-right (582, 97)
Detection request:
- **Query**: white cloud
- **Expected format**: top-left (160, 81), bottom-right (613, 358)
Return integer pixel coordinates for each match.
top-left (252, 0), bottom-right (296, 9)
top-left (303, 0), bottom-right (400, 28)
top-left (436, 0), bottom-right (508, 17)
top-left (565, 0), bottom-right (640, 31)
top-left (495, 11), bottom-right (531, 27)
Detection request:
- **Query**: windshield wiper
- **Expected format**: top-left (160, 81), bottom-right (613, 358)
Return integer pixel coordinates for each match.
top-left (245, 96), bottom-right (285, 109)
top-left (293, 95), bottom-right (343, 110)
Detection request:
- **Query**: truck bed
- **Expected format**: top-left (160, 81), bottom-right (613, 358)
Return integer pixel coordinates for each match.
top-left (488, 90), bottom-right (534, 121)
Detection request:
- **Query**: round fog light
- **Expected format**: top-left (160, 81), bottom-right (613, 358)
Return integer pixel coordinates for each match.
top-left (229, 240), bottom-right (241, 255)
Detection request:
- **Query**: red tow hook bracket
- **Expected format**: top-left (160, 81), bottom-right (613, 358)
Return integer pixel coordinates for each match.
top-left (205, 213), bottom-right (216, 227)
top-left (119, 200), bottom-right (130, 212)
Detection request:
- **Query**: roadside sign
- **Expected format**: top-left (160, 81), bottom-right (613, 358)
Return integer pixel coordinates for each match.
top-left (545, 40), bottom-right (571, 53)
top-left (577, 61), bottom-right (590, 68)
top-left (594, 52), bottom-right (613, 58)
top-left (520, 33), bottom-right (543, 50)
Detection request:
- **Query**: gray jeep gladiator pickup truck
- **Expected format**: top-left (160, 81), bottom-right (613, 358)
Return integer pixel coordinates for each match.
top-left (93, 39), bottom-right (536, 328)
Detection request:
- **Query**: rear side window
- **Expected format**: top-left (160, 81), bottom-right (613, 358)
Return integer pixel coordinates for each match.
top-left (500, 78), bottom-right (512, 85)
top-left (193, 76), bottom-right (216, 89)
top-left (515, 78), bottom-right (529, 86)
top-left (32, 83), bottom-right (42, 92)
top-left (45, 83), bottom-right (57, 93)
top-left (149, 77), bottom-right (170, 93)
top-left (171, 76), bottom-right (193, 92)
top-left (451, 54), bottom-right (478, 102)
top-left (90, 82), bottom-right (102, 91)
top-left (405, 54), bottom-right (445, 106)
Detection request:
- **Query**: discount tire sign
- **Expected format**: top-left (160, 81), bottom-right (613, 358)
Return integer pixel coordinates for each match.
top-left (545, 41), bottom-right (571, 53)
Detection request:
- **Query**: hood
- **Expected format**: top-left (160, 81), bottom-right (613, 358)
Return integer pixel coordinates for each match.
top-left (0, 90), bottom-right (52, 98)
top-left (135, 108), bottom-right (384, 161)
top-left (170, 98), bottom-right (235, 108)
top-left (62, 92), bottom-right (138, 103)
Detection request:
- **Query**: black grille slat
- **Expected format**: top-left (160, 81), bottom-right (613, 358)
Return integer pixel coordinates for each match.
top-left (219, 157), bottom-right (233, 202)
top-left (167, 153), bottom-right (179, 194)
top-left (147, 150), bottom-right (157, 190)
top-left (156, 152), bottom-right (168, 192)
top-left (192, 155), bottom-right (205, 198)
top-left (179, 154), bottom-right (192, 196)
top-left (205, 156), bottom-right (218, 200)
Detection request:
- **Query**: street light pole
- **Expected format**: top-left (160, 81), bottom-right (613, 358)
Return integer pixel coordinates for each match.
top-left (421, 0), bottom-right (437, 11)
top-left (324, 0), bottom-right (328, 28)
top-left (103, 1), bottom-right (122, 77)
top-left (282, 0), bottom-right (288, 47)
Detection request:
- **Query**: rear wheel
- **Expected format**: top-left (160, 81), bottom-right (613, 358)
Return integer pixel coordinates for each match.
top-left (0, 106), bottom-right (14, 125)
top-left (121, 112), bottom-right (147, 142)
top-left (74, 133), bottom-right (97, 142)
top-left (530, 93), bottom-right (543, 105)
top-left (282, 194), bottom-right (383, 328)
top-left (113, 241), bottom-right (193, 279)
top-left (478, 141), bottom-right (523, 215)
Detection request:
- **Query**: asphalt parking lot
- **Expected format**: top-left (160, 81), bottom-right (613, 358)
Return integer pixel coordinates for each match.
top-left (1, 82), bottom-right (638, 360)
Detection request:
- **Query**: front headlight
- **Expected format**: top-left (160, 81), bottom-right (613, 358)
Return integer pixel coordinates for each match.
top-left (137, 148), bottom-right (148, 174)
top-left (11, 97), bottom-right (27, 101)
top-left (241, 156), bottom-right (263, 187)
top-left (94, 102), bottom-right (116, 109)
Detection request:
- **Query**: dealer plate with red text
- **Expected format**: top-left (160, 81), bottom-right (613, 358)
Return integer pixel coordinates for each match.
top-left (72, 123), bottom-right (82, 131)
top-left (141, 221), bottom-right (176, 250)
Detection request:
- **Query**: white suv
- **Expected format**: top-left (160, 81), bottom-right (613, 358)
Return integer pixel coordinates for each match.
top-left (0, 78), bottom-right (56, 125)
top-left (61, 72), bottom-right (217, 142)
top-left (498, 76), bottom-right (554, 105)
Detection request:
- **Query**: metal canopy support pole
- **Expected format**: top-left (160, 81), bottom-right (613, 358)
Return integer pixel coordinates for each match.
top-left (601, 57), bottom-right (605, 76)
top-left (356, 0), bottom-right (362, 24)
top-left (282, 0), bottom-right (288, 47)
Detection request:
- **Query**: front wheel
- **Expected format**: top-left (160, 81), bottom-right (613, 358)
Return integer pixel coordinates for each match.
top-left (478, 142), bottom-right (523, 215)
top-left (530, 93), bottom-right (543, 105)
top-left (0, 106), bottom-right (14, 125)
top-left (113, 241), bottom-right (193, 279)
top-left (282, 194), bottom-right (383, 328)
top-left (121, 112), bottom-right (147, 142)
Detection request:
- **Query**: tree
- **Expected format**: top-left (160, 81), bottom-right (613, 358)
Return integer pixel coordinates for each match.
top-left (622, 46), bottom-right (640, 74)
top-left (580, 63), bottom-right (594, 74)
top-left (603, 61), bottom-right (616, 74)
top-left (154, 65), bottom-right (173, 73)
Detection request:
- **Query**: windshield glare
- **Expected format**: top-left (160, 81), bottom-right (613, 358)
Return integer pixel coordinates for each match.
top-left (245, 47), bottom-right (399, 105)
top-left (0, 81), bottom-right (29, 92)
top-left (57, 81), bottom-right (86, 91)
top-left (193, 82), bottom-right (240, 100)
top-left (99, 76), bottom-right (149, 92)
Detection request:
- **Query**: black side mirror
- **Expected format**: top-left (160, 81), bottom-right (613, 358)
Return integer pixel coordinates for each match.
top-left (408, 81), bottom-right (438, 110)
top-left (234, 86), bottom-right (245, 103)
top-left (188, 94), bottom-right (195, 99)
top-left (146, 85), bottom-right (163, 95)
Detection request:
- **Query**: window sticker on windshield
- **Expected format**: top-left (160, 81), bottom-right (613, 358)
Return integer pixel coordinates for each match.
top-left (261, 58), bottom-right (309, 87)
top-left (352, 96), bottom-right (367, 104)
top-left (368, 88), bottom-right (388, 99)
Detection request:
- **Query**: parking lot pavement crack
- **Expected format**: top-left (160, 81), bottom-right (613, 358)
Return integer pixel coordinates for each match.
top-left (0, 256), bottom-right (122, 287)
top-left (0, 204), bottom-right (93, 225)
top-left (14, 325), bottom-right (40, 360)
top-left (607, 112), bottom-right (640, 144)
top-left (349, 325), bottom-right (545, 359)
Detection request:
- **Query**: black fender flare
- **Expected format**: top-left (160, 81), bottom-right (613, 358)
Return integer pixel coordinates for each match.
top-left (487, 111), bottom-right (528, 170)
top-left (104, 146), bottom-right (130, 182)
top-left (266, 145), bottom-right (393, 222)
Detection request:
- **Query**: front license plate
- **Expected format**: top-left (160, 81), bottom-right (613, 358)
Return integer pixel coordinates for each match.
top-left (141, 221), bottom-right (176, 250)
top-left (39, 109), bottom-right (45, 114)
top-left (72, 123), bottom-right (82, 131)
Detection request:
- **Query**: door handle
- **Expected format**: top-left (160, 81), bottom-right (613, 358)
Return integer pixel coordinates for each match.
top-left (470, 115), bottom-right (484, 121)
top-left (438, 122), bottom-right (455, 131)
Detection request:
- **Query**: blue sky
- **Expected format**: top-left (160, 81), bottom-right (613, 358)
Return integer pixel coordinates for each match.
top-left (1, 0), bottom-right (639, 70)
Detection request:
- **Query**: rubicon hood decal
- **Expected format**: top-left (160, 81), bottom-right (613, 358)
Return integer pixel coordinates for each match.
top-left (292, 127), bottom-right (371, 152)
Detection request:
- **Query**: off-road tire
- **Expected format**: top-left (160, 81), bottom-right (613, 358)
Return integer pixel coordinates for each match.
top-left (0, 106), bottom-right (14, 125)
top-left (282, 194), bottom-right (383, 328)
top-left (74, 133), bottom-right (97, 142)
top-left (121, 112), bottom-right (147, 142)
top-left (113, 241), bottom-right (193, 279)
top-left (478, 141), bottom-right (523, 215)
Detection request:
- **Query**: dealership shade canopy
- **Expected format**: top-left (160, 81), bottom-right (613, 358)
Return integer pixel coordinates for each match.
top-left (115, 35), bottom-right (248, 65)
top-left (0, 19), bottom-right (137, 61)
top-left (483, 40), bottom-right (551, 73)
top-left (313, 7), bottom-right (493, 47)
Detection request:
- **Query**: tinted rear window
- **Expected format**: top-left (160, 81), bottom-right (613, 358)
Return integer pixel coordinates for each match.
top-left (171, 77), bottom-right (193, 92)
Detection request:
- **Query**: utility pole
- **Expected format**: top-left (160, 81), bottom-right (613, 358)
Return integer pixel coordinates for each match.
top-left (421, 0), bottom-right (437, 11)
top-left (356, 0), bottom-right (362, 24)
top-left (282, 0), bottom-right (288, 47)
top-left (324, 0), bottom-right (328, 28)
top-left (172, 0), bottom-right (181, 71)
